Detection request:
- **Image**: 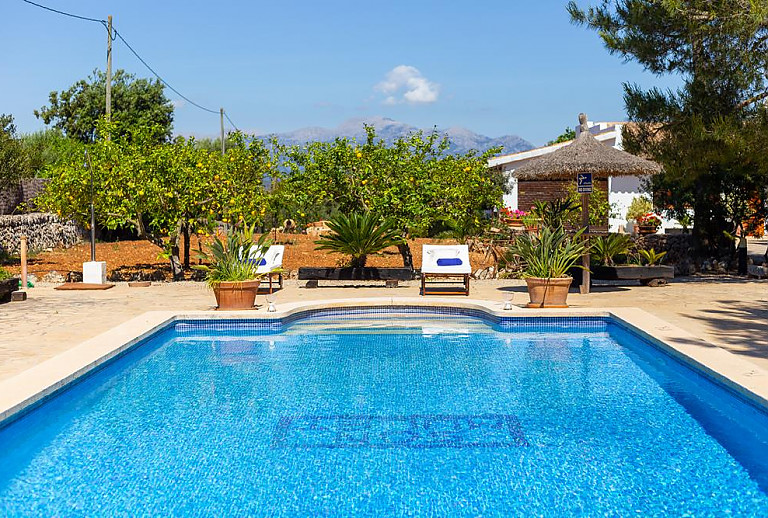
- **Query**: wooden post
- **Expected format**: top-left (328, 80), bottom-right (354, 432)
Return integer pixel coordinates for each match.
top-left (20, 236), bottom-right (28, 290)
top-left (580, 193), bottom-right (590, 294)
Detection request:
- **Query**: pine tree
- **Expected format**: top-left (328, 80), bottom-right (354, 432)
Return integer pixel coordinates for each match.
top-left (568, 0), bottom-right (768, 258)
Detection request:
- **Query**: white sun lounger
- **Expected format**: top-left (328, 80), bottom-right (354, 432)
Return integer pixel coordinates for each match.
top-left (421, 244), bottom-right (471, 296)
top-left (247, 244), bottom-right (285, 293)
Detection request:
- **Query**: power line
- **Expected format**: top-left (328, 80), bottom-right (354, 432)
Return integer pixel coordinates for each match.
top-left (21, 0), bottom-right (104, 24)
top-left (223, 111), bottom-right (240, 132)
top-left (111, 28), bottom-right (219, 115)
top-left (20, 0), bottom-right (240, 129)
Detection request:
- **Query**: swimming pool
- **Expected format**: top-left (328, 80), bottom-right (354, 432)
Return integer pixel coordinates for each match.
top-left (1, 310), bottom-right (767, 515)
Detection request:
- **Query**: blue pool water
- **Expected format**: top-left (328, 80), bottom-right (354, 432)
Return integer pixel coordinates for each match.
top-left (1, 313), bottom-right (768, 516)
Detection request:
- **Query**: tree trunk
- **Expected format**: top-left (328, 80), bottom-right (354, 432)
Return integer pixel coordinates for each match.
top-left (692, 196), bottom-right (733, 260)
top-left (398, 242), bottom-right (414, 270)
top-left (351, 255), bottom-right (367, 268)
top-left (169, 221), bottom-right (184, 281)
top-left (183, 222), bottom-right (191, 270)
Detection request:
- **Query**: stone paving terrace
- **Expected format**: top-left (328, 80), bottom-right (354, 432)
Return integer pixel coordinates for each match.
top-left (1, 277), bottom-right (767, 382)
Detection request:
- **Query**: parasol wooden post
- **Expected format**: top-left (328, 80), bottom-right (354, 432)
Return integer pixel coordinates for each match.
top-left (20, 236), bottom-right (28, 290)
top-left (580, 193), bottom-right (590, 294)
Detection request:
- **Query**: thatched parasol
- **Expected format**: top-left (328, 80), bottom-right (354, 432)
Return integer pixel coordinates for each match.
top-left (511, 113), bottom-right (662, 295)
top-left (511, 113), bottom-right (661, 180)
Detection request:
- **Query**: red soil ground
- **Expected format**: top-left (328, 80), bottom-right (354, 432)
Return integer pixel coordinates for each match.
top-left (6, 233), bottom-right (495, 281)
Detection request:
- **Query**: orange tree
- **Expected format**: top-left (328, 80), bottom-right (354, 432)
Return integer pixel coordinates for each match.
top-left (37, 121), bottom-right (275, 279)
top-left (272, 126), bottom-right (503, 267)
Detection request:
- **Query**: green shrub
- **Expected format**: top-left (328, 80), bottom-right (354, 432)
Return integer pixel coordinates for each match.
top-left (626, 197), bottom-right (653, 221)
top-left (564, 185), bottom-right (617, 227)
top-left (0, 267), bottom-right (13, 281)
top-left (531, 199), bottom-right (580, 229)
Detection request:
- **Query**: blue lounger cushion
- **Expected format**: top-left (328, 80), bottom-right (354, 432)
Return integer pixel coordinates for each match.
top-left (437, 258), bottom-right (463, 267)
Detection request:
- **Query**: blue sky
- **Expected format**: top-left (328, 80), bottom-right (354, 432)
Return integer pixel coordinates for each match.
top-left (2, 0), bottom-right (682, 146)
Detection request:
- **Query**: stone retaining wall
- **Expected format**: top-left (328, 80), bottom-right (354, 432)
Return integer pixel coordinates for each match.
top-left (0, 213), bottom-right (85, 254)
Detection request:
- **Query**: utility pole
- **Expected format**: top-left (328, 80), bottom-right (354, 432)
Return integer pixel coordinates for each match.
top-left (220, 108), bottom-right (225, 156)
top-left (106, 15), bottom-right (113, 138)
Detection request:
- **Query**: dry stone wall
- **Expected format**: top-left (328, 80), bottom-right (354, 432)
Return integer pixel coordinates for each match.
top-left (0, 184), bottom-right (22, 215)
top-left (0, 213), bottom-right (85, 254)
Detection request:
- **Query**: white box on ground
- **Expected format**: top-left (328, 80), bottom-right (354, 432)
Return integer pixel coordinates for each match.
top-left (83, 261), bottom-right (107, 284)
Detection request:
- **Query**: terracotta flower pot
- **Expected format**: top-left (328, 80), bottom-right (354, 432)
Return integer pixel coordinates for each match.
top-left (524, 277), bottom-right (573, 308)
top-left (637, 225), bottom-right (659, 235)
top-left (213, 280), bottom-right (261, 310)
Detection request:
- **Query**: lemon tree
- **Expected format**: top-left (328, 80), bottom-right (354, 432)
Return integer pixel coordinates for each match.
top-left (38, 121), bottom-right (275, 279)
top-left (273, 126), bottom-right (504, 266)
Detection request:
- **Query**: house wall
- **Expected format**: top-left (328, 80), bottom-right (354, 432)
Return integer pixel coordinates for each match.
top-left (609, 175), bottom-right (645, 232)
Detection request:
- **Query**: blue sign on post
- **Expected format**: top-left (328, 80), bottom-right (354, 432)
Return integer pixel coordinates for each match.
top-left (577, 172), bottom-right (593, 194)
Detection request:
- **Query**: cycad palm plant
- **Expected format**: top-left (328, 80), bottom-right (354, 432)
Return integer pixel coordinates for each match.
top-left (315, 212), bottom-right (403, 268)
top-left (591, 233), bottom-right (632, 266)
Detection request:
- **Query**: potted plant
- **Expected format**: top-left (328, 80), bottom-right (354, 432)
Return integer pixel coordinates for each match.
top-left (511, 226), bottom-right (589, 308)
top-left (636, 213), bottom-right (662, 235)
top-left (501, 207), bottom-right (527, 227)
top-left (0, 268), bottom-right (18, 304)
top-left (589, 235), bottom-right (674, 286)
top-left (626, 197), bottom-right (653, 231)
top-left (196, 225), bottom-right (272, 310)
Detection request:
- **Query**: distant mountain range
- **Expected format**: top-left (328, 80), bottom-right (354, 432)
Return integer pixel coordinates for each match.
top-left (257, 116), bottom-right (533, 156)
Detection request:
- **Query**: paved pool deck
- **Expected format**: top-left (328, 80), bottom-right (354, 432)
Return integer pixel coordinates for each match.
top-left (1, 276), bottom-right (767, 382)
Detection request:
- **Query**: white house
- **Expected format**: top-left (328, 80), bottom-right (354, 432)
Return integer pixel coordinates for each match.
top-left (488, 121), bottom-right (678, 233)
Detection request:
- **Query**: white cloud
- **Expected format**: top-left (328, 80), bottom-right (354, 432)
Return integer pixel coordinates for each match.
top-left (374, 65), bottom-right (440, 105)
top-left (171, 99), bottom-right (187, 109)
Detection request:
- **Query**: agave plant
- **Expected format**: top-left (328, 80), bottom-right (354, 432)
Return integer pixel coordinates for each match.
top-left (638, 248), bottom-right (667, 266)
top-left (315, 212), bottom-right (403, 268)
top-left (195, 224), bottom-right (272, 288)
top-left (510, 225), bottom-right (590, 279)
top-left (591, 233), bottom-right (632, 266)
